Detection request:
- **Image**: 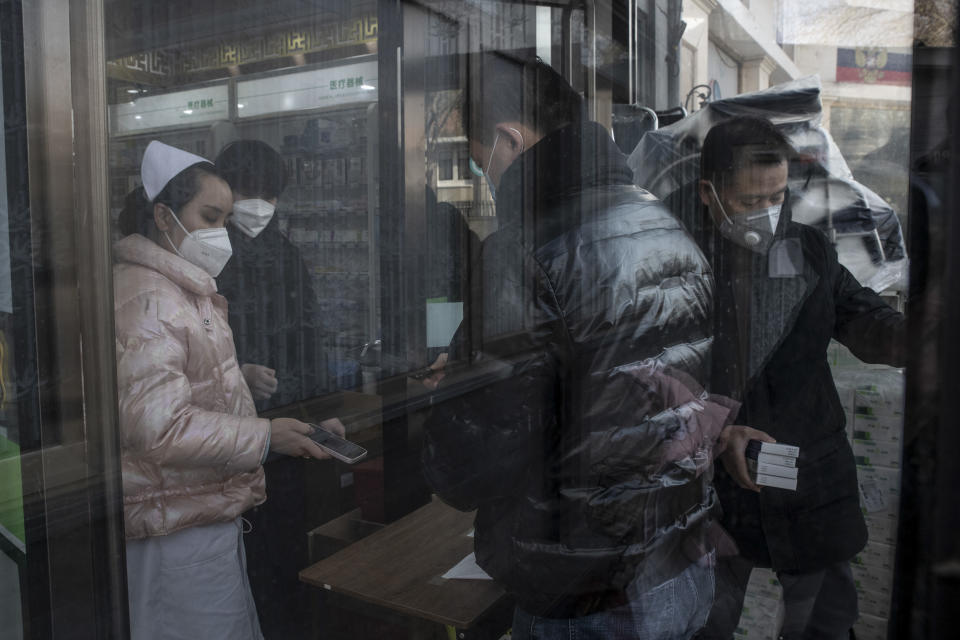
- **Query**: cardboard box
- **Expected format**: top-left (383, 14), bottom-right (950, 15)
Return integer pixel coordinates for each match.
top-left (851, 561), bottom-right (893, 597)
top-left (735, 619), bottom-right (778, 639)
top-left (853, 372), bottom-right (905, 417)
top-left (853, 439), bottom-right (902, 469)
top-left (754, 461), bottom-right (798, 479)
top-left (852, 542), bottom-right (897, 575)
top-left (737, 601), bottom-right (783, 640)
top-left (852, 413), bottom-right (904, 444)
top-left (745, 568), bottom-right (783, 602)
top-left (833, 369), bottom-right (861, 413)
top-left (734, 624), bottom-right (776, 639)
top-left (853, 612), bottom-right (889, 640)
top-left (734, 607), bottom-right (781, 640)
top-left (751, 441), bottom-right (801, 458)
top-left (857, 467), bottom-right (901, 517)
top-left (864, 515), bottom-right (899, 546)
top-left (757, 451), bottom-right (798, 468)
top-left (856, 585), bottom-right (893, 619)
top-left (755, 473), bottom-right (797, 490)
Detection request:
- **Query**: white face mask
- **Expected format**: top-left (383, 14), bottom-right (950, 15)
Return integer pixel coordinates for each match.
top-left (163, 208), bottom-right (233, 277)
top-left (231, 199), bottom-right (276, 238)
top-left (706, 182), bottom-right (782, 253)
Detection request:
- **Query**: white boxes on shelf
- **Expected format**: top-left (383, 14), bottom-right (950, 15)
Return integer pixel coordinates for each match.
top-left (857, 466), bottom-right (901, 519)
top-left (853, 439), bottom-right (902, 470)
top-left (853, 612), bottom-right (890, 640)
top-left (735, 569), bottom-right (784, 640)
top-left (852, 412), bottom-right (904, 444)
top-left (829, 344), bottom-right (905, 640)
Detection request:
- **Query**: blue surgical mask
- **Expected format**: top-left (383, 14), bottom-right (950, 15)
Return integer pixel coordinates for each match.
top-left (469, 155), bottom-right (497, 200)
top-left (468, 148), bottom-right (497, 201)
top-left (468, 157), bottom-right (484, 177)
top-left (469, 128), bottom-right (525, 203)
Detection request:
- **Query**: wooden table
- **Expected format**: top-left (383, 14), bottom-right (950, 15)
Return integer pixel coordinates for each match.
top-left (300, 498), bottom-right (508, 635)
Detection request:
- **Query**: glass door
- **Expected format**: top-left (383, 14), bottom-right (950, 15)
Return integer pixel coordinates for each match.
top-left (3, 0), bottom-right (128, 637)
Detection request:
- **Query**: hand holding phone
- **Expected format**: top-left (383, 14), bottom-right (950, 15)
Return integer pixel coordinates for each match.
top-left (308, 423), bottom-right (368, 464)
top-left (408, 353), bottom-right (448, 390)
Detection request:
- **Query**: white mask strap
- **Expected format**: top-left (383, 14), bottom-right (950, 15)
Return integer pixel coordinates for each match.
top-left (484, 128), bottom-right (526, 177)
top-left (485, 133), bottom-right (500, 177)
top-left (705, 181), bottom-right (734, 226)
top-left (161, 205), bottom-right (189, 256)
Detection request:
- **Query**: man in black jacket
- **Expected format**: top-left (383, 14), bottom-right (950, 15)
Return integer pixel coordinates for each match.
top-left (216, 140), bottom-right (320, 411)
top-left (422, 53), bottom-right (762, 640)
top-left (215, 140), bottom-right (324, 638)
top-left (689, 117), bottom-right (906, 639)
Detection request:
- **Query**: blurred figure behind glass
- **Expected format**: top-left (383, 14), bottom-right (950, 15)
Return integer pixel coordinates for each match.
top-left (214, 139), bottom-right (319, 638)
top-left (215, 139), bottom-right (319, 412)
top-left (423, 52), bottom-right (755, 640)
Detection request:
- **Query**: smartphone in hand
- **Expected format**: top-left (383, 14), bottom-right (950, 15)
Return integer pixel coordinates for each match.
top-left (308, 424), bottom-right (368, 464)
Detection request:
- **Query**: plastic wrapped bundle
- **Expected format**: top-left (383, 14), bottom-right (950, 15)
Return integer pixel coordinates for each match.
top-left (627, 76), bottom-right (907, 292)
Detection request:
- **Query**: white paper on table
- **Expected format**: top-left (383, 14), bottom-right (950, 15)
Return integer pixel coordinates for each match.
top-left (426, 302), bottom-right (463, 348)
top-left (442, 552), bottom-right (493, 580)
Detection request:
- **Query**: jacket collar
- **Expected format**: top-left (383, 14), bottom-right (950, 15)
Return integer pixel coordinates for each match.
top-left (114, 233), bottom-right (217, 297)
top-left (706, 196), bottom-right (818, 392)
top-left (494, 120), bottom-right (636, 241)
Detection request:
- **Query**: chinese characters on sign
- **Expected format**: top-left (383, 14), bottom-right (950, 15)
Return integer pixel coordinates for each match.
top-left (330, 77), bottom-right (365, 90)
top-left (109, 85), bottom-right (229, 134)
top-left (237, 61), bottom-right (378, 118)
top-left (107, 15), bottom-right (378, 85)
top-left (187, 98), bottom-right (216, 110)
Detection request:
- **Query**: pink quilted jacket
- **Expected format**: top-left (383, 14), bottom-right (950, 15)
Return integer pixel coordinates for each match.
top-left (114, 234), bottom-right (269, 539)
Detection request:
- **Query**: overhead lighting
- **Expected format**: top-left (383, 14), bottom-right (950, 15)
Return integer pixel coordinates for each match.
top-left (134, 115), bottom-right (142, 120)
top-left (237, 103), bottom-right (245, 109)
top-left (126, 88), bottom-right (139, 94)
top-left (183, 109), bottom-right (193, 114)
top-left (360, 84), bottom-right (376, 91)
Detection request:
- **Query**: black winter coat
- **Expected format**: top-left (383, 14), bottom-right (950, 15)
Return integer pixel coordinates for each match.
top-left (423, 122), bottom-right (732, 617)
top-left (217, 217), bottom-right (319, 411)
top-left (697, 202), bottom-right (906, 573)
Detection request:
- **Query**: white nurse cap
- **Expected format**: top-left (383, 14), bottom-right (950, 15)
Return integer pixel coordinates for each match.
top-left (141, 140), bottom-right (212, 201)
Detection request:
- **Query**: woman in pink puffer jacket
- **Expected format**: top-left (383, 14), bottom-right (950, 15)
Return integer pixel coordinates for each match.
top-left (114, 141), bottom-right (337, 640)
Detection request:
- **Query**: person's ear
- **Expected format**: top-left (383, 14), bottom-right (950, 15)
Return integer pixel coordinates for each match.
top-left (154, 203), bottom-right (173, 232)
top-left (698, 180), bottom-right (714, 207)
top-left (497, 124), bottom-right (526, 161)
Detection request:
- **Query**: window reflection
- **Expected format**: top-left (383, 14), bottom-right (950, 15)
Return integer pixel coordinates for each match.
top-left (8, 0), bottom-right (958, 637)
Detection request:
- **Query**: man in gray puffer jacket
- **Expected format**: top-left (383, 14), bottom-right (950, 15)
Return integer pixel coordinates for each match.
top-left (422, 53), bottom-right (764, 640)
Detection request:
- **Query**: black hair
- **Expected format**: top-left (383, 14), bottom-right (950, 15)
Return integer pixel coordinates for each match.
top-left (214, 139), bottom-right (286, 200)
top-left (700, 116), bottom-right (794, 190)
top-left (118, 162), bottom-right (219, 237)
top-left (463, 51), bottom-right (584, 147)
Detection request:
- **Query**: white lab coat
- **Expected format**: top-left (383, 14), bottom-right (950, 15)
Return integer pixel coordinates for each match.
top-left (125, 519), bottom-right (263, 640)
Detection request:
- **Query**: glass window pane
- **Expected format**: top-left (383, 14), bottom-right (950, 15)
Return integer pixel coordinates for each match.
top-left (438, 149), bottom-right (453, 181)
top-left (12, 0), bottom-right (957, 636)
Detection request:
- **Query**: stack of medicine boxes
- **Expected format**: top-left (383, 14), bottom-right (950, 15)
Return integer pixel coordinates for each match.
top-left (830, 340), bottom-right (904, 640)
top-left (747, 441), bottom-right (799, 490)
